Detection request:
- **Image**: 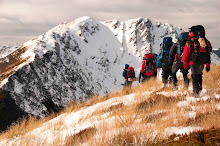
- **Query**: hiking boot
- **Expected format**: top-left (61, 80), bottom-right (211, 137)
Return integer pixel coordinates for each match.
top-left (172, 83), bottom-right (178, 90)
top-left (198, 74), bottom-right (203, 92)
top-left (162, 78), bottom-right (168, 85)
top-left (184, 79), bottom-right (189, 91)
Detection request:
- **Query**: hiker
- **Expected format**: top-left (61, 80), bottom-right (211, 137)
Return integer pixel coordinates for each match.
top-left (169, 32), bottom-right (189, 89)
top-left (156, 37), bottom-right (173, 86)
top-left (183, 25), bottom-right (212, 95)
top-left (139, 53), bottom-right (157, 83)
top-left (122, 64), bottom-right (136, 87)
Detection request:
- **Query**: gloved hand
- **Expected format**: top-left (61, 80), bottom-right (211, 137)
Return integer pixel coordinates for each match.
top-left (206, 67), bottom-right (210, 72)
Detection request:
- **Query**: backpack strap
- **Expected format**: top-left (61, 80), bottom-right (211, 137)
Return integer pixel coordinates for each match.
top-left (159, 43), bottom-right (163, 55)
top-left (190, 39), bottom-right (200, 54)
top-left (204, 38), bottom-right (212, 53)
top-left (126, 69), bottom-right (130, 78)
top-left (177, 42), bottom-right (181, 56)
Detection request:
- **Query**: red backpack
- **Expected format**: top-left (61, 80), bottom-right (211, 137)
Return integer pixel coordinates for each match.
top-left (143, 54), bottom-right (155, 73)
top-left (126, 67), bottom-right (135, 78)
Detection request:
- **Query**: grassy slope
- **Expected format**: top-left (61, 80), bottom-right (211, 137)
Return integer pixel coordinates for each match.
top-left (0, 65), bottom-right (219, 145)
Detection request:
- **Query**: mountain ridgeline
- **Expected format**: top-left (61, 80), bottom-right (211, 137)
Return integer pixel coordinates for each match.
top-left (0, 17), bottom-right (185, 117)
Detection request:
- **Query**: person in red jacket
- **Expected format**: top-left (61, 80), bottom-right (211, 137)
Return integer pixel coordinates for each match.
top-left (139, 53), bottom-right (157, 83)
top-left (182, 25), bottom-right (212, 95)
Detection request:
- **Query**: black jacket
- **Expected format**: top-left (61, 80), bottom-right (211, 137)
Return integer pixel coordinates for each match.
top-left (169, 43), bottom-right (178, 66)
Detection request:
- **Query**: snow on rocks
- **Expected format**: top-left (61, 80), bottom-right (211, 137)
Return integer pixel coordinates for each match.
top-left (0, 44), bottom-right (20, 58)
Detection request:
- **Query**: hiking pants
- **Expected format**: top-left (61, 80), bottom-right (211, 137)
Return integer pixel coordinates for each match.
top-left (190, 64), bottom-right (204, 95)
top-left (162, 65), bottom-right (172, 84)
top-left (124, 80), bottom-right (132, 88)
top-left (141, 75), bottom-right (154, 83)
top-left (171, 62), bottom-right (189, 87)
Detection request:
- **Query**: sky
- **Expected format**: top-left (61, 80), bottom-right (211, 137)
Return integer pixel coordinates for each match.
top-left (0, 0), bottom-right (219, 48)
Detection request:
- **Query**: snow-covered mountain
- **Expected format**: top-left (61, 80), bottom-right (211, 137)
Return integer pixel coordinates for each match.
top-left (0, 44), bottom-right (21, 58)
top-left (0, 16), bottom-right (217, 117)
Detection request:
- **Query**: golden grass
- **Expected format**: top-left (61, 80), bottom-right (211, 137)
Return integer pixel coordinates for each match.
top-left (0, 112), bottom-right (61, 140)
top-left (64, 127), bottom-right (97, 145)
top-left (203, 65), bottom-right (220, 93)
top-left (0, 65), bottom-right (219, 145)
top-left (0, 115), bottom-right (42, 140)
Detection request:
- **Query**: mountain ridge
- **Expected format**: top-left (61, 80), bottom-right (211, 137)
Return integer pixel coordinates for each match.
top-left (0, 16), bottom-right (218, 117)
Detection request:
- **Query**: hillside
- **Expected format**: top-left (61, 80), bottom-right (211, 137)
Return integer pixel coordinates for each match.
top-left (0, 65), bottom-right (219, 145)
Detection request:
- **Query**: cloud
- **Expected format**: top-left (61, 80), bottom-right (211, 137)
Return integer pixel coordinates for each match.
top-left (0, 0), bottom-right (219, 48)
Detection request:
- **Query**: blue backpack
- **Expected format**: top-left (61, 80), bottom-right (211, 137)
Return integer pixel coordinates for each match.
top-left (158, 37), bottom-right (173, 66)
top-left (176, 32), bottom-right (189, 62)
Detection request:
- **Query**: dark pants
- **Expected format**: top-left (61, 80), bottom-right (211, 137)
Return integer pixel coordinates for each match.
top-left (190, 64), bottom-right (204, 95)
top-left (171, 62), bottom-right (189, 87)
top-left (141, 76), bottom-right (152, 83)
top-left (124, 80), bottom-right (132, 88)
top-left (162, 65), bottom-right (172, 84)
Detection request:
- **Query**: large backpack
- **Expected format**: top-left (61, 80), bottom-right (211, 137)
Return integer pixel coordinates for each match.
top-left (127, 67), bottom-right (135, 78)
top-left (189, 25), bottom-right (212, 64)
top-left (159, 37), bottom-right (173, 66)
top-left (144, 54), bottom-right (155, 72)
top-left (176, 32), bottom-right (189, 63)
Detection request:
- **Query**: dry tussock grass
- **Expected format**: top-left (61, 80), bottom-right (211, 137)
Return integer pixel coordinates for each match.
top-left (0, 66), bottom-right (219, 145)
top-left (203, 65), bottom-right (220, 91)
top-left (64, 127), bottom-right (97, 145)
top-left (0, 111), bottom-right (61, 140)
top-left (0, 115), bottom-right (42, 140)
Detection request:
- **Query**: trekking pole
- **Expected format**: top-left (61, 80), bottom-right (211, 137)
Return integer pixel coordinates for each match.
top-left (138, 72), bottom-right (141, 83)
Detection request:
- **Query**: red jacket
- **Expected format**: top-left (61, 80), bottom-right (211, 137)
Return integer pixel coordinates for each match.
top-left (182, 43), bottom-right (210, 70)
top-left (141, 54), bottom-right (157, 76)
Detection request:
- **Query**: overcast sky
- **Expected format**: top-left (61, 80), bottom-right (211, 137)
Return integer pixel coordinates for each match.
top-left (0, 0), bottom-right (219, 48)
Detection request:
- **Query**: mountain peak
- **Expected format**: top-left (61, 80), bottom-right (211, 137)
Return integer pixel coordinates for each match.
top-left (0, 17), bottom-right (186, 116)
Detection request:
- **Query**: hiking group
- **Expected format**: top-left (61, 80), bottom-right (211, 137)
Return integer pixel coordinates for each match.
top-left (122, 25), bottom-right (212, 96)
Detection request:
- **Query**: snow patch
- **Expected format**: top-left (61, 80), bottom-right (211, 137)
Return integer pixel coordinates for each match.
top-left (0, 44), bottom-right (20, 58)
top-left (217, 104), bottom-right (220, 111)
top-left (0, 78), bottom-right (9, 88)
top-left (183, 111), bottom-right (196, 120)
top-left (177, 100), bottom-right (189, 107)
top-left (215, 94), bottom-right (220, 99)
top-left (164, 126), bottom-right (202, 137)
